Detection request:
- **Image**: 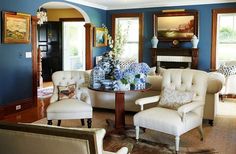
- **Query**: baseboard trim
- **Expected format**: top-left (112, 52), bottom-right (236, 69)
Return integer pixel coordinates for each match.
top-left (2, 98), bottom-right (34, 116)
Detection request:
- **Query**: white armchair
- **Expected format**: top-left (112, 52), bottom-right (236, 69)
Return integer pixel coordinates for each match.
top-left (134, 69), bottom-right (208, 152)
top-left (218, 61), bottom-right (236, 100)
top-left (46, 71), bottom-right (93, 128)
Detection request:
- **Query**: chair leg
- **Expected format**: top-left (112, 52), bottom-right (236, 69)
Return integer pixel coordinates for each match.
top-left (135, 126), bottom-right (140, 142)
top-left (81, 119), bottom-right (85, 126)
top-left (47, 120), bottom-right (52, 125)
top-left (57, 120), bottom-right (61, 126)
top-left (208, 120), bottom-right (214, 126)
top-left (198, 125), bottom-right (204, 141)
top-left (175, 136), bottom-right (180, 152)
top-left (87, 119), bottom-right (92, 128)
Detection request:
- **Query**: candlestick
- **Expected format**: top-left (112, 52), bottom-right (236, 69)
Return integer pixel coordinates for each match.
top-left (153, 14), bottom-right (155, 36)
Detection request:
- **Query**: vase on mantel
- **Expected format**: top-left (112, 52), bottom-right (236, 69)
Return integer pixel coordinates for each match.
top-left (151, 35), bottom-right (159, 48)
top-left (191, 35), bottom-right (199, 48)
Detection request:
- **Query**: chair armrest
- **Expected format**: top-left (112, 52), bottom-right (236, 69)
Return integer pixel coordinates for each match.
top-left (103, 147), bottom-right (128, 154)
top-left (50, 93), bottom-right (58, 104)
top-left (116, 147), bottom-right (128, 154)
top-left (177, 101), bottom-right (204, 114)
top-left (135, 96), bottom-right (160, 111)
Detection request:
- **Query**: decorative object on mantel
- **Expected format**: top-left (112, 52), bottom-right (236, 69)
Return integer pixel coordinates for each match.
top-left (151, 35), bottom-right (159, 48)
top-left (191, 35), bottom-right (199, 48)
top-left (2, 11), bottom-right (31, 44)
top-left (151, 14), bottom-right (159, 48)
top-left (171, 39), bottom-right (180, 48)
top-left (37, 7), bottom-right (48, 25)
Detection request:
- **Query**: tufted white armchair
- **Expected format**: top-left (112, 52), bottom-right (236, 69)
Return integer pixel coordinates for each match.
top-left (47, 71), bottom-right (93, 128)
top-left (134, 69), bottom-right (208, 152)
top-left (218, 61), bottom-right (236, 100)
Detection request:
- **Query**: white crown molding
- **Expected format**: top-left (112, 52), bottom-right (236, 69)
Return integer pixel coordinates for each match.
top-left (65, 0), bottom-right (235, 10)
top-left (65, 0), bottom-right (108, 10)
top-left (107, 0), bottom-right (236, 10)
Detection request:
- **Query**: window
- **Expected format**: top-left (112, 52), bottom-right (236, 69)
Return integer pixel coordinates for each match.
top-left (112, 14), bottom-right (143, 62)
top-left (63, 22), bottom-right (85, 70)
top-left (217, 13), bottom-right (236, 67)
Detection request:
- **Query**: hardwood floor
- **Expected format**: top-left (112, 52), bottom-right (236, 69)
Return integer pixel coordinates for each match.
top-left (1, 98), bottom-right (50, 123)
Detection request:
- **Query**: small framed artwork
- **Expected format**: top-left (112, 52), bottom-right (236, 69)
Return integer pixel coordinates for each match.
top-left (154, 10), bottom-right (198, 41)
top-left (93, 27), bottom-right (107, 47)
top-left (2, 11), bottom-right (31, 44)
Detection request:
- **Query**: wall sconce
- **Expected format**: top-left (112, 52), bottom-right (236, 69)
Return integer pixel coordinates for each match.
top-left (37, 7), bottom-right (48, 25)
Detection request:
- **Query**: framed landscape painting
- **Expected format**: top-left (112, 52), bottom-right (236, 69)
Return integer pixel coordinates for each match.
top-left (154, 10), bottom-right (198, 41)
top-left (2, 11), bottom-right (31, 44)
top-left (94, 27), bottom-right (107, 47)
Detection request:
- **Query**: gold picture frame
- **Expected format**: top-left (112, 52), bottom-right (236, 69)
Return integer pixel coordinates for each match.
top-left (154, 10), bottom-right (198, 41)
top-left (2, 11), bottom-right (31, 44)
top-left (93, 27), bottom-right (107, 47)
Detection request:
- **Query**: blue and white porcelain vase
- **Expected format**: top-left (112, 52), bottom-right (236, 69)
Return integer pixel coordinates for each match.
top-left (191, 35), bottom-right (199, 48)
top-left (151, 35), bottom-right (159, 48)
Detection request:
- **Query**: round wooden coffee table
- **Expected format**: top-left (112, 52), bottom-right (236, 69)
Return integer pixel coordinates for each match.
top-left (88, 83), bottom-right (152, 129)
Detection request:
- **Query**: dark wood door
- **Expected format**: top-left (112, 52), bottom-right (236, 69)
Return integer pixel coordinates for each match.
top-left (38, 22), bottom-right (62, 81)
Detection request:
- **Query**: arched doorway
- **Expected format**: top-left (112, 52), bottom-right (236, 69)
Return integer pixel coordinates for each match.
top-left (32, 1), bottom-right (93, 105)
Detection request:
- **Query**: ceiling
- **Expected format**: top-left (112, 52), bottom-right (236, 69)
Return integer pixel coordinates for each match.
top-left (44, 0), bottom-right (236, 10)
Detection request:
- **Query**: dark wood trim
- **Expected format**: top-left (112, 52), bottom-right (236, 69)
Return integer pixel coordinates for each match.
top-left (111, 13), bottom-right (144, 62)
top-left (31, 16), bottom-right (38, 106)
top-left (0, 106), bottom-right (4, 120)
top-left (211, 8), bottom-right (236, 70)
top-left (59, 18), bottom-right (85, 22)
top-left (2, 98), bottom-right (33, 115)
top-left (84, 23), bottom-right (93, 69)
top-left (220, 94), bottom-right (236, 101)
top-left (0, 122), bottom-right (96, 154)
top-left (211, 10), bottom-right (217, 70)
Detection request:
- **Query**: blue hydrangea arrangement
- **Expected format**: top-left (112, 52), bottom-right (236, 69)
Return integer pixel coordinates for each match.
top-left (113, 62), bottom-right (150, 90)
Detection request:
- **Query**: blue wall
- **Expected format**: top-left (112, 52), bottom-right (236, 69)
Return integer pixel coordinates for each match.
top-left (0, 1), bottom-right (236, 106)
top-left (106, 2), bottom-right (236, 71)
top-left (0, 0), bottom-right (106, 105)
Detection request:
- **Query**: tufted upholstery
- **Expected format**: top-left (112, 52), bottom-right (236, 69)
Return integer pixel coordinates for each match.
top-left (217, 61), bottom-right (236, 100)
top-left (47, 71), bottom-right (92, 127)
top-left (134, 69), bottom-right (208, 152)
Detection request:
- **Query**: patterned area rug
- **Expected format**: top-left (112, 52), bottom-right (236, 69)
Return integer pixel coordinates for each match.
top-left (33, 118), bottom-right (218, 154)
top-left (103, 129), bottom-right (218, 154)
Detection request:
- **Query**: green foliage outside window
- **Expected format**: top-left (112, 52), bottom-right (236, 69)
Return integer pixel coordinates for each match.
top-left (219, 27), bottom-right (236, 42)
top-left (113, 23), bottom-right (128, 58)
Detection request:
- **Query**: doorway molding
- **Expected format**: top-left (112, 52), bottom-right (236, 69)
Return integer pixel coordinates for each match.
top-left (32, 2), bottom-right (93, 105)
top-left (211, 8), bottom-right (236, 70)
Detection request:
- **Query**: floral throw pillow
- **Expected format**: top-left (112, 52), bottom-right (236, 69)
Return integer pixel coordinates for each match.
top-left (158, 87), bottom-right (194, 110)
top-left (58, 84), bottom-right (77, 100)
top-left (217, 64), bottom-right (236, 77)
